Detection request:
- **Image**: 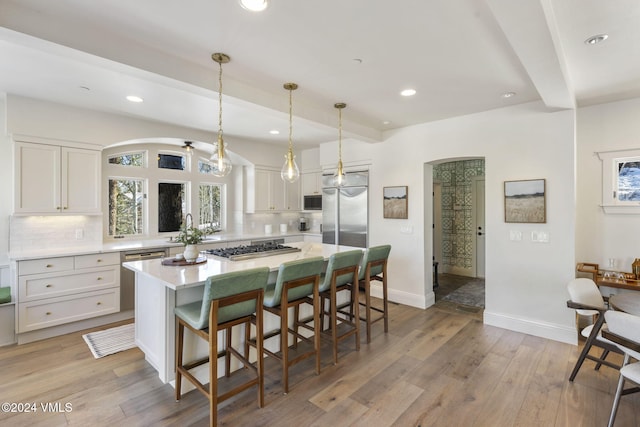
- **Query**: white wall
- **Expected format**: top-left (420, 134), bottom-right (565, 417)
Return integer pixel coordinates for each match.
top-left (320, 101), bottom-right (578, 344)
top-left (576, 98), bottom-right (640, 273)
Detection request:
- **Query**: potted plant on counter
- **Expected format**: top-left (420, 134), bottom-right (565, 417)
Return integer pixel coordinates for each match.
top-left (175, 214), bottom-right (204, 262)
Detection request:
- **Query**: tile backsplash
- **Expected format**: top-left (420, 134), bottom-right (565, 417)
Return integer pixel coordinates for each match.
top-left (241, 211), bottom-right (322, 235)
top-left (9, 215), bottom-right (102, 252)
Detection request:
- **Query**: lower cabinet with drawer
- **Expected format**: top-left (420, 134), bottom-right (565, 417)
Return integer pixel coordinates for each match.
top-left (17, 252), bottom-right (121, 333)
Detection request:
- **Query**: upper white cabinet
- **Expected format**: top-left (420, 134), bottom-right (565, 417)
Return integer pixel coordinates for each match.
top-left (245, 167), bottom-right (301, 213)
top-left (302, 171), bottom-right (323, 195)
top-left (15, 141), bottom-right (101, 215)
top-left (286, 178), bottom-right (301, 211)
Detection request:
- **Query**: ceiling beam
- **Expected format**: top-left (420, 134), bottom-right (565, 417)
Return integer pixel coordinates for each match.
top-left (487, 0), bottom-right (575, 110)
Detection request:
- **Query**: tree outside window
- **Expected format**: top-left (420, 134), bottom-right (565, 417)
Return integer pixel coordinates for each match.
top-left (108, 178), bottom-right (144, 236)
top-left (199, 183), bottom-right (221, 231)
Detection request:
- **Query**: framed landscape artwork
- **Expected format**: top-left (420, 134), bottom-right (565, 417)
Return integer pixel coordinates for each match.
top-left (504, 179), bottom-right (546, 223)
top-left (383, 186), bottom-right (408, 219)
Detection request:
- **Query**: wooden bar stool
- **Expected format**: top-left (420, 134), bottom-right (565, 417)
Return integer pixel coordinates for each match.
top-left (249, 257), bottom-right (324, 394)
top-left (174, 267), bottom-right (269, 427)
top-left (357, 245), bottom-right (391, 344)
top-left (318, 250), bottom-right (363, 365)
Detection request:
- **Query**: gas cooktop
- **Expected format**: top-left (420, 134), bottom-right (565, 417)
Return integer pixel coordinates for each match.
top-left (205, 242), bottom-right (301, 261)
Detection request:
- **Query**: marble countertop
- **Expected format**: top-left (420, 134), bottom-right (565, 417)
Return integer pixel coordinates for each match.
top-left (9, 231), bottom-right (321, 261)
top-left (123, 241), bottom-right (360, 290)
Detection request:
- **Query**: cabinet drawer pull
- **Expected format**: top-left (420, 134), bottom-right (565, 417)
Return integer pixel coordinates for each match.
top-left (46, 312), bottom-right (51, 315)
top-left (46, 284), bottom-right (52, 288)
top-left (97, 277), bottom-right (102, 281)
top-left (46, 264), bottom-right (53, 268)
top-left (96, 302), bottom-right (102, 306)
top-left (96, 259), bottom-right (102, 263)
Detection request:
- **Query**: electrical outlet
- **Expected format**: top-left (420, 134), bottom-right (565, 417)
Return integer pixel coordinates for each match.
top-left (75, 229), bottom-right (84, 240)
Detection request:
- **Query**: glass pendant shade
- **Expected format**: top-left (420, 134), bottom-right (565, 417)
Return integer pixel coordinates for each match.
top-left (281, 82), bottom-right (300, 183)
top-left (333, 159), bottom-right (345, 186)
top-left (281, 147), bottom-right (300, 183)
top-left (211, 135), bottom-right (232, 177)
top-left (333, 102), bottom-right (347, 186)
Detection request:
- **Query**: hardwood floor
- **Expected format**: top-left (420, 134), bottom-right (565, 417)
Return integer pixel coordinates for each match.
top-left (1, 301), bottom-right (639, 426)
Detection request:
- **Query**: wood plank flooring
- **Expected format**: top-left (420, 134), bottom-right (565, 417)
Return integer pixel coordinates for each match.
top-left (1, 300), bottom-right (639, 426)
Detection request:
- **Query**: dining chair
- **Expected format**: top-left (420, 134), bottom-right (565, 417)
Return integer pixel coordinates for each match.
top-left (318, 250), bottom-right (363, 365)
top-left (602, 310), bottom-right (640, 427)
top-left (566, 278), bottom-right (622, 381)
top-left (250, 256), bottom-right (324, 394)
top-left (357, 245), bottom-right (391, 343)
top-left (174, 267), bottom-right (270, 427)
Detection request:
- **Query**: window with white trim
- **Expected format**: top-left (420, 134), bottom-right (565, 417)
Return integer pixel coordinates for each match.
top-left (598, 148), bottom-right (640, 213)
top-left (108, 177), bottom-right (144, 236)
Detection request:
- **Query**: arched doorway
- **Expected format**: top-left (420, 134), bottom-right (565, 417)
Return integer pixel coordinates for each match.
top-left (427, 158), bottom-right (485, 314)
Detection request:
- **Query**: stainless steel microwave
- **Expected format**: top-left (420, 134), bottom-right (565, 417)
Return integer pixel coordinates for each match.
top-left (303, 195), bottom-right (322, 210)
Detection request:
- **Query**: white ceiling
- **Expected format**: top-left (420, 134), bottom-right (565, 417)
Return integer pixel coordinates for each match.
top-left (0, 0), bottom-right (639, 149)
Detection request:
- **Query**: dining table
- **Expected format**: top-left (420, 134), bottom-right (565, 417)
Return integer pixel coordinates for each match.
top-left (609, 293), bottom-right (640, 316)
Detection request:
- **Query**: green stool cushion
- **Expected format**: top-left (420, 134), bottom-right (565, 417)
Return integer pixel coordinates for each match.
top-left (0, 287), bottom-right (11, 304)
top-left (174, 267), bottom-right (270, 330)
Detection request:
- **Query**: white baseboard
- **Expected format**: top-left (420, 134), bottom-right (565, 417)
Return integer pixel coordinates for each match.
top-left (483, 310), bottom-right (577, 345)
top-left (368, 283), bottom-right (432, 310)
top-left (17, 310), bottom-right (134, 344)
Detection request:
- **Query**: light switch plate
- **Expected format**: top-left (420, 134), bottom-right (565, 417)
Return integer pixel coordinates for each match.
top-left (531, 231), bottom-right (549, 243)
top-left (509, 230), bottom-right (522, 241)
top-left (400, 225), bottom-right (413, 234)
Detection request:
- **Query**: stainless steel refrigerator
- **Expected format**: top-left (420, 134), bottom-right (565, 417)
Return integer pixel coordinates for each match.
top-left (322, 171), bottom-right (368, 248)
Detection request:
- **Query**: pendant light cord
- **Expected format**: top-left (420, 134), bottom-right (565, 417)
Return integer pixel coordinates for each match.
top-left (288, 87), bottom-right (293, 151)
top-left (218, 60), bottom-right (223, 140)
top-left (338, 106), bottom-right (343, 163)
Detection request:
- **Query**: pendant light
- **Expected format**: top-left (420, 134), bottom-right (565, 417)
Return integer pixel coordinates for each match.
top-left (211, 53), bottom-right (233, 177)
top-left (182, 141), bottom-right (194, 157)
top-left (333, 103), bottom-right (347, 186)
top-left (281, 82), bottom-right (300, 183)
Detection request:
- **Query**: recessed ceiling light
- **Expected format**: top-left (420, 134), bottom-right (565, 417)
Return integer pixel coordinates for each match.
top-left (585, 34), bottom-right (608, 45)
top-left (269, 129), bottom-right (280, 135)
top-left (400, 89), bottom-right (416, 97)
top-left (239, 0), bottom-right (268, 12)
top-left (126, 95), bottom-right (144, 103)
top-left (502, 91), bottom-right (516, 98)
top-left (382, 120), bottom-right (391, 125)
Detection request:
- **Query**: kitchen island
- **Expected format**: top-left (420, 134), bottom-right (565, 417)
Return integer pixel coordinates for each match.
top-left (123, 241), bottom-right (359, 385)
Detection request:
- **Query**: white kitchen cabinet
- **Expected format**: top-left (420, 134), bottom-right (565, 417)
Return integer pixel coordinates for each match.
top-left (285, 178), bottom-right (301, 211)
top-left (302, 171), bottom-right (323, 195)
top-left (14, 141), bottom-right (101, 215)
top-left (17, 252), bottom-right (120, 333)
top-left (245, 167), bottom-right (301, 212)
